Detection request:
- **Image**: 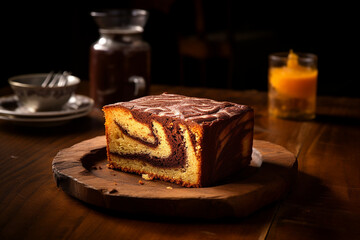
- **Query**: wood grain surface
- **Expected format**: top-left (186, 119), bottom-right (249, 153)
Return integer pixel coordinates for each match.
top-left (1, 83), bottom-right (359, 239)
top-left (52, 136), bottom-right (296, 219)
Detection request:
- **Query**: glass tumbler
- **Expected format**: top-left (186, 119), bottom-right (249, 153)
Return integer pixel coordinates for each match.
top-left (268, 51), bottom-right (318, 120)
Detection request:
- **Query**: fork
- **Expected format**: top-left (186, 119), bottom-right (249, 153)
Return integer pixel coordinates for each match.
top-left (42, 71), bottom-right (69, 87)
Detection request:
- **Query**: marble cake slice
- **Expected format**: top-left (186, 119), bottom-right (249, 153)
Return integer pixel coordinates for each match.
top-left (103, 93), bottom-right (254, 187)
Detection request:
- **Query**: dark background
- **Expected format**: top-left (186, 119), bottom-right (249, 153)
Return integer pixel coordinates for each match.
top-left (3, 0), bottom-right (359, 97)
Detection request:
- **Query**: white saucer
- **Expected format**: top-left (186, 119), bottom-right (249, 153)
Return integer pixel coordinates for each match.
top-left (0, 107), bottom-right (93, 127)
top-left (0, 94), bottom-right (94, 126)
top-left (0, 94), bottom-right (94, 118)
top-left (0, 108), bottom-right (92, 122)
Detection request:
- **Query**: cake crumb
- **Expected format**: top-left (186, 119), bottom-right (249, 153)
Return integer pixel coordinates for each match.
top-left (142, 173), bottom-right (154, 181)
top-left (166, 186), bottom-right (173, 190)
top-left (139, 180), bottom-right (144, 185)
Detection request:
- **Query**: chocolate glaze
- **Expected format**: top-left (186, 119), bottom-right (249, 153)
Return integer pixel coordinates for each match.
top-left (200, 113), bottom-right (254, 186)
top-left (107, 93), bottom-right (252, 124)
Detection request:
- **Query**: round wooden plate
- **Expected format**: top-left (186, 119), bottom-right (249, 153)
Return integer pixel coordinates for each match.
top-left (52, 136), bottom-right (297, 219)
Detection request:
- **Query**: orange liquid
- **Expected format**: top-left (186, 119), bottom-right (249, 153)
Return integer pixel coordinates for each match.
top-left (269, 65), bottom-right (317, 99)
top-left (268, 51), bottom-right (318, 120)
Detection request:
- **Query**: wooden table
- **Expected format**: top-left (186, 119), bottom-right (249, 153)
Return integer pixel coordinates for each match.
top-left (1, 83), bottom-right (359, 239)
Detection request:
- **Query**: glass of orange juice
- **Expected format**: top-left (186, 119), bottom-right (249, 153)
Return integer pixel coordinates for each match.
top-left (268, 50), bottom-right (318, 120)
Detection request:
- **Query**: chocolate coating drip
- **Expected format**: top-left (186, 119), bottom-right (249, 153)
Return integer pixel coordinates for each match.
top-left (109, 93), bottom-right (251, 124)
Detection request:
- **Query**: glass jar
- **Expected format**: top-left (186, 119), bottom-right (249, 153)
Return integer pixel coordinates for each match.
top-left (89, 9), bottom-right (151, 108)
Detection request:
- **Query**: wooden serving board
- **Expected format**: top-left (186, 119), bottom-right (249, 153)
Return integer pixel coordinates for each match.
top-left (52, 136), bottom-right (297, 219)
